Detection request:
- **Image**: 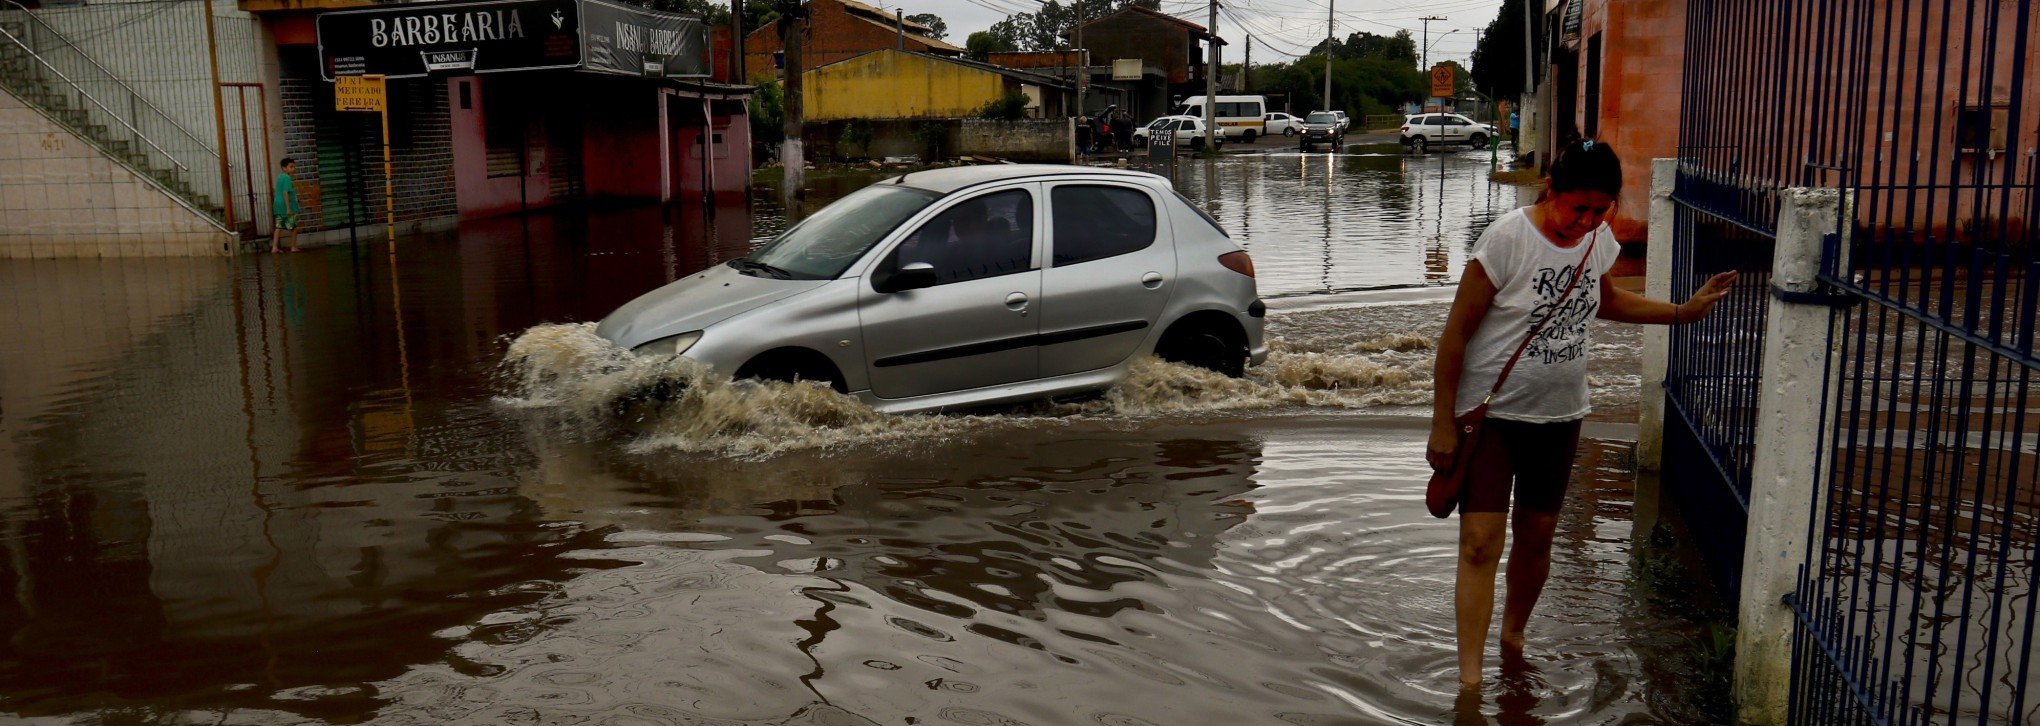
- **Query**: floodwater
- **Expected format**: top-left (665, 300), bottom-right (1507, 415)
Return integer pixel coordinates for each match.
top-left (0, 147), bottom-right (1720, 724)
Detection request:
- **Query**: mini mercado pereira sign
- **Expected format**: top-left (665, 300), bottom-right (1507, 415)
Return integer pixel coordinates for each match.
top-left (317, 0), bottom-right (707, 81)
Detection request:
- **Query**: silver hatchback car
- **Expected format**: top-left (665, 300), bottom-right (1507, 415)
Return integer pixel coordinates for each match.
top-left (595, 165), bottom-right (1267, 414)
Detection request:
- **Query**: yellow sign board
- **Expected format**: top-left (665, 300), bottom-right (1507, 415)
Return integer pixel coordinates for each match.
top-left (335, 75), bottom-right (386, 112)
top-left (1430, 64), bottom-right (1455, 99)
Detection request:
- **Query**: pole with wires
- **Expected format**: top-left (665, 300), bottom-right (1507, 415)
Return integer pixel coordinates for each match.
top-left (1322, 0), bottom-right (1332, 113)
top-left (1203, 0), bottom-right (1218, 150)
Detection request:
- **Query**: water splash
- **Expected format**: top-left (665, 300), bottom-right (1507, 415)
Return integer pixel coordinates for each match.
top-left (499, 323), bottom-right (1434, 458)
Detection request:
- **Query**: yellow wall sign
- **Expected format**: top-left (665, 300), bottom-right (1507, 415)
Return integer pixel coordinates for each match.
top-left (335, 75), bottom-right (386, 112)
top-left (1430, 65), bottom-right (1456, 99)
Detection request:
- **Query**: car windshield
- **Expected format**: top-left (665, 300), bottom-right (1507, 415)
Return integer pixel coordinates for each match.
top-left (744, 184), bottom-right (939, 279)
top-left (1147, 118), bottom-right (1172, 129)
top-left (1306, 112), bottom-right (1337, 124)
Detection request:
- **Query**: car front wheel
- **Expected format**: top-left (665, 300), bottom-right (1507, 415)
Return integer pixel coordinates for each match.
top-left (1470, 133), bottom-right (1488, 148)
top-left (1283, 127), bottom-right (1297, 136)
top-left (1191, 136), bottom-right (1206, 151)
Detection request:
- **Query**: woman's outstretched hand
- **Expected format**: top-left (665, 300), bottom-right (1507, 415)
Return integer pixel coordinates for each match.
top-left (1680, 271), bottom-right (1739, 322)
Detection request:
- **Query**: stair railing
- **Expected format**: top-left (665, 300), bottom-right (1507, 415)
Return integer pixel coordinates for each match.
top-left (0, 0), bottom-right (225, 208)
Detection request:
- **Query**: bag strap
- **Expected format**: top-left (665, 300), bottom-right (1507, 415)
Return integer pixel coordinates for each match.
top-left (1481, 227), bottom-right (1599, 405)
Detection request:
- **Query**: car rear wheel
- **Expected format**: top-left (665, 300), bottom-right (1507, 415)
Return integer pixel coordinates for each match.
top-left (1411, 136), bottom-right (1428, 153)
top-left (1191, 136), bottom-right (1206, 151)
top-left (1156, 315), bottom-right (1247, 378)
top-left (1242, 130), bottom-right (1257, 143)
top-left (1283, 127), bottom-right (1297, 137)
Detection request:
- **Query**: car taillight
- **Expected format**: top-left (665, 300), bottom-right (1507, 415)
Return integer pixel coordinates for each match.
top-left (1400, 126), bottom-right (1409, 133)
top-left (1218, 251), bottom-right (1255, 278)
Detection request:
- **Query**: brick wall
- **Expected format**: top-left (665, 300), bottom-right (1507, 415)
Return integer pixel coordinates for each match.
top-left (742, 0), bottom-right (950, 83)
top-left (277, 71), bottom-right (457, 235)
top-left (1081, 11), bottom-right (1196, 84)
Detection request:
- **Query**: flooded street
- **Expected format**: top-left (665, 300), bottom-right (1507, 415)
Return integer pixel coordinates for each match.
top-left (0, 148), bottom-right (1716, 724)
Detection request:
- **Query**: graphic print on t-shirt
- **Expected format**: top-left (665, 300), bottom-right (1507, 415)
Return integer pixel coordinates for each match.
top-left (1524, 260), bottom-right (1599, 365)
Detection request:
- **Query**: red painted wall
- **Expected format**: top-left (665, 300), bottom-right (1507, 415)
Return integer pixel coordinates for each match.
top-left (449, 77), bottom-right (553, 218)
top-left (583, 89), bottom-right (664, 201)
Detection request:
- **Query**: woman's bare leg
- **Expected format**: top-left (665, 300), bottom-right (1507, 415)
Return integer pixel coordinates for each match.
top-left (1499, 510), bottom-right (1560, 650)
top-left (1456, 511), bottom-right (1509, 685)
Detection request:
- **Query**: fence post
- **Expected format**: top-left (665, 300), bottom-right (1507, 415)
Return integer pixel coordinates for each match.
top-left (1637, 158), bottom-right (1677, 473)
top-left (1734, 186), bottom-right (1845, 725)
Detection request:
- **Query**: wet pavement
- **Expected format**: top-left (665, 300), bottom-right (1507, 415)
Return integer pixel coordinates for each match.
top-left (0, 147), bottom-right (1723, 724)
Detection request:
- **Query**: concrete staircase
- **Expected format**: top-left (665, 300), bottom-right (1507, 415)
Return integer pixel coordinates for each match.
top-left (0, 10), bottom-right (230, 229)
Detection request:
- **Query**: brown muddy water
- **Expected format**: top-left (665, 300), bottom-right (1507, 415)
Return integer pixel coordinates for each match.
top-left (0, 150), bottom-right (1721, 724)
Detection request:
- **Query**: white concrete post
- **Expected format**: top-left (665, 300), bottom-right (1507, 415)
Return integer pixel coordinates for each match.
top-left (1637, 158), bottom-right (1677, 472)
top-left (1735, 186), bottom-right (1848, 725)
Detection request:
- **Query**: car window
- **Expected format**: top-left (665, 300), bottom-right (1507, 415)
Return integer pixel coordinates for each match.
top-left (1450, 117), bottom-right (1470, 126)
top-left (1052, 185), bottom-right (1157, 267)
top-left (1306, 112), bottom-right (1337, 124)
top-left (749, 184), bottom-right (938, 278)
top-left (885, 190), bottom-right (1035, 286)
top-left (1427, 116), bottom-right (1448, 126)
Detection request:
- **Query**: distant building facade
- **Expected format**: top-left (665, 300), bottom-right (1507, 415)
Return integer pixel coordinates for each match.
top-left (742, 0), bottom-right (962, 84)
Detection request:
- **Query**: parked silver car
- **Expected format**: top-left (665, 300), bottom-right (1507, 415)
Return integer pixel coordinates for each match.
top-left (596, 165), bottom-right (1268, 414)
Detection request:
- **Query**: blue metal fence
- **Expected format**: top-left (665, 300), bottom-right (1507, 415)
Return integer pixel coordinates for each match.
top-left (1672, 0), bottom-right (2039, 721)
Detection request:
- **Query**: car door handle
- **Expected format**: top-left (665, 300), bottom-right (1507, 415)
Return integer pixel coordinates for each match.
top-left (1006, 292), bottom-right (1029, 312)
top-left (1141, 272), bottom-right (1165, 289)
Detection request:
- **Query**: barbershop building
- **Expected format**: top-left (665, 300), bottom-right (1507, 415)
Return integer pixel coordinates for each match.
top-left (276, 0), bottom-right (749, 237)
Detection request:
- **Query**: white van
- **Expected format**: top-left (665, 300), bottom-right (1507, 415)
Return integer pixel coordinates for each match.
top-left (1172, 95), bottom-right (1269, 142)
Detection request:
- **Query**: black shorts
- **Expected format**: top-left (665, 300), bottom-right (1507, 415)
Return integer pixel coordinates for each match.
top-left (1459, 417), bottom-right (1584, 515)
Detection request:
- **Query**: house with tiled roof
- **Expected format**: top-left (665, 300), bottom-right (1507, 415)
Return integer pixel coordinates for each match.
top-left (741, 0), bottom-right (963, 84)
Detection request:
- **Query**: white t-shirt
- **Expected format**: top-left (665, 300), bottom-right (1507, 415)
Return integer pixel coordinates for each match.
top-left (1455, 208), bottom-right (1621, 422)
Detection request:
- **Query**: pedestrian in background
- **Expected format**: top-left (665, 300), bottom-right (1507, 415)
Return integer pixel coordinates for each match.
top-left (1075, 114), bottom-right (1094, 160)
top-left (270, 158), bottom-right (302, 254)
top-left (1426, 139), bottom-right (1738, 687)
top-left (1508, 110), bottom-right (1520, 146)
top-left (1112, 111), bottom-right (1134, 153)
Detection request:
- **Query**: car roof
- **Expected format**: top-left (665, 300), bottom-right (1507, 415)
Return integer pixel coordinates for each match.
top-left (891, 165), bottom-right (1167, 195)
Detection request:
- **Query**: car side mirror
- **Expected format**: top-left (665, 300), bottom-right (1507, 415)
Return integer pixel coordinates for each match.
top-left (878, 262), bottom-right (938, 293)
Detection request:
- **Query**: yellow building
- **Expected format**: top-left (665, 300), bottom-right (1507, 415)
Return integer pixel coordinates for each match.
top-left (803, 49), bottom-right (1071, 121)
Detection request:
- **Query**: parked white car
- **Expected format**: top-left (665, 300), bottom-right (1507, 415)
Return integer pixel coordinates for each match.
top-left (1322, 110), bottom-right (1351, 132)
top-left (1132, 116), bottom-right (1227, 150)
top-left (1263, 112), bottom-right (1304, 136)
top-left (1400, 113), bottom-right (1498, 150)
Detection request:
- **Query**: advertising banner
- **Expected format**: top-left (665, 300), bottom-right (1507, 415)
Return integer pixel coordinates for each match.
top-left (580, 0), bottom-right (710, 78)
top-left (318, 0), bottom-right (583, 80)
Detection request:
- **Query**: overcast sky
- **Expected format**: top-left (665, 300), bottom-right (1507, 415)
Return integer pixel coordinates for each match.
top-left (866, 0), bottom-right (1505, 70)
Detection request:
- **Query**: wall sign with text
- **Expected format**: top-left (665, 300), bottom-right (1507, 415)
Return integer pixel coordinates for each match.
top-left (580, 0), bottom-right (709, 78)
top-left (317, 0), bottom-right (584, 80)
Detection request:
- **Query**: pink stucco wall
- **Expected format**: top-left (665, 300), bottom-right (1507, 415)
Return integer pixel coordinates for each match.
top-left (449, 77), bottom-right (554, 219)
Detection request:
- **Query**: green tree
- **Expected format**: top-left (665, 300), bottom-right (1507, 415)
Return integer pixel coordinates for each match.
top-left (989, 0), bottom-right (1160, 52)
top-left (905, 12), bottom-right (947, 40)
top-left (749, 81), bottom-right (785, 145)
top-left (966, 30), bottom-right (1017, 61)
top-left (1470, 0), bottom-right (1527, 100)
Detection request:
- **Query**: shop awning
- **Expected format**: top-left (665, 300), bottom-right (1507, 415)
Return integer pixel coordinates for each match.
top-left (316, 0), bottom-right (710, 81)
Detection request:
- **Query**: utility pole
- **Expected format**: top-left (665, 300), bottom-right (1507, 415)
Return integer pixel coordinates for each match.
top-left (1420, 15), bottom-right (1445, 71)
top-left (778, 0), bottom-right (805, 202)
top-left (1203, 0), bottom-right (1218, 147)
top-left (894, 6), bottom-right (903, 51)
top-left (1241, 35), bottom-right (1250, 92)
top-left (1322, 0), bottom-right (1332, 112)
top-left (1075, 0), bottom-right (1084, 116)
top-left (732, 0), bottom-right (745, 83)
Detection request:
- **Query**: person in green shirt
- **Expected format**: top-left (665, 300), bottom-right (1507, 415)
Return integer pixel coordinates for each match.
top-left (270, 158), bottom-right (302, 253)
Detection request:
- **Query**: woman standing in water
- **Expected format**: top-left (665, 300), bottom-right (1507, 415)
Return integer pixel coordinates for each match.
top-left (1428, 139), bottom-right (1738, 686)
